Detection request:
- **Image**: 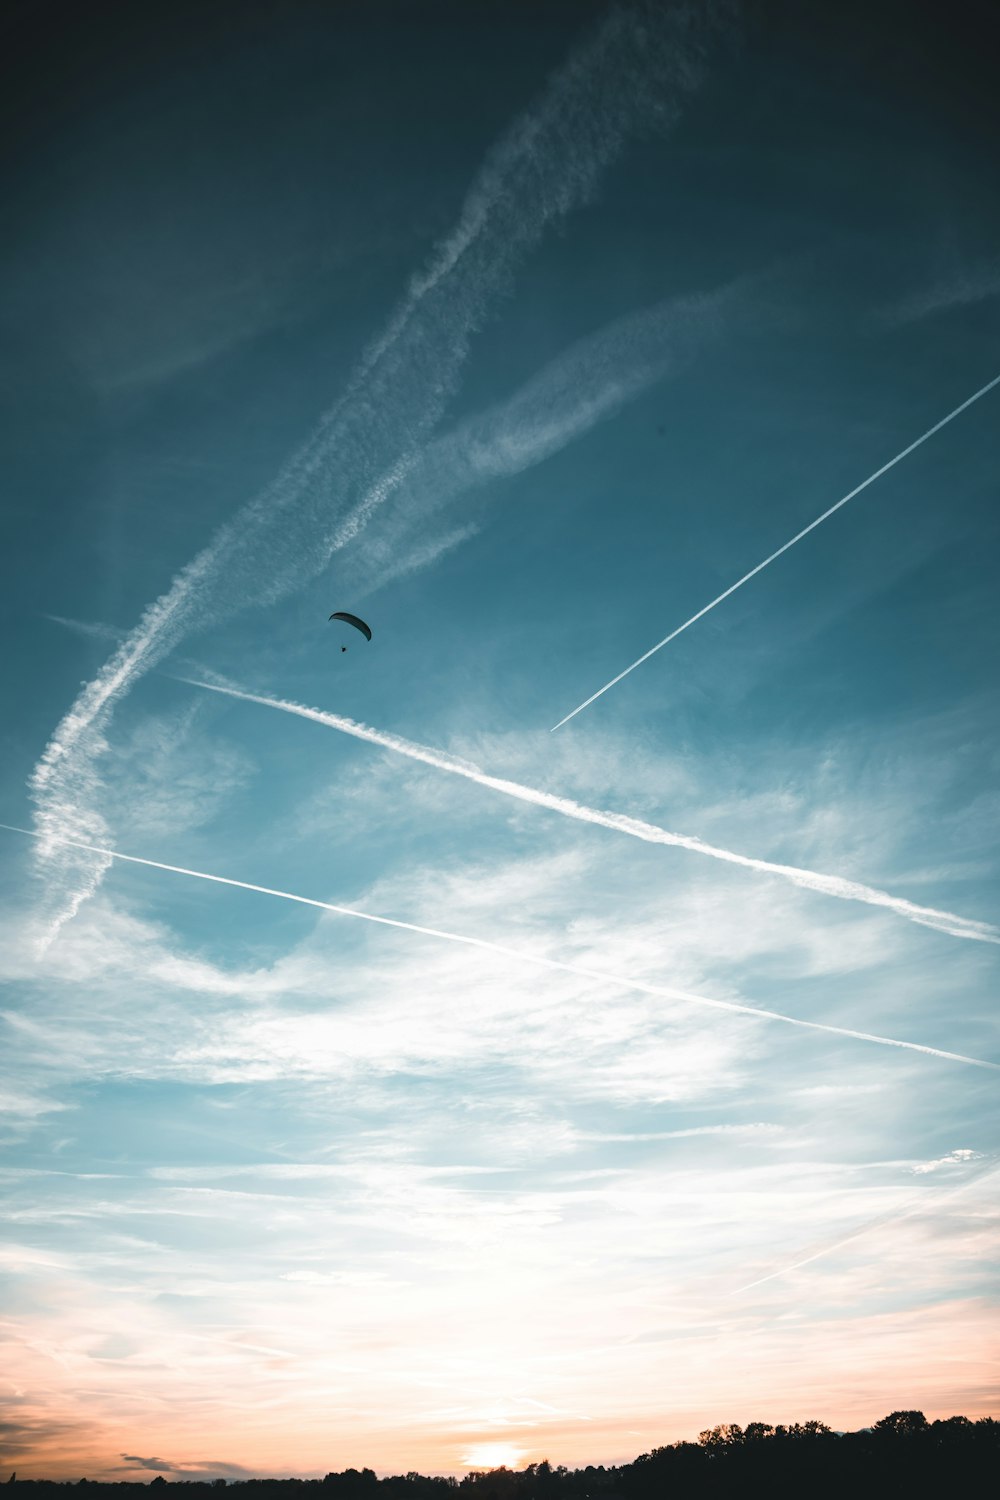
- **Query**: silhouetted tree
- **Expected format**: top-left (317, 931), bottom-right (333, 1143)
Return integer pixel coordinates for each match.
top-left (872, 1409), bottom-right (929, 1438)
top-left (698, 1422), bottom-right (743, 1448)
top-left (323, 1472), bottom-right (377, 1500)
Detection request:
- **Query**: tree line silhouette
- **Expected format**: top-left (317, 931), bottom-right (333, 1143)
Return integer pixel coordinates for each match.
top-left (8, 1412), bottom-right (998, 1497)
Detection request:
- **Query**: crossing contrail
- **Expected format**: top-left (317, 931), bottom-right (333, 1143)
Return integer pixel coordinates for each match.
top-left (551, 370), bottom-right (1000, 730)
top-left (31, 0), bottom-right (735, 940)
top-left (1, 822), bottom-right (996, 1073)
top-left (179, 677), bottom-right (999, 946)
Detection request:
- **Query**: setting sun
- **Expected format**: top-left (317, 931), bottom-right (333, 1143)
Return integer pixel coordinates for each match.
top-left (462, 1446), bottom-right (528, 1472)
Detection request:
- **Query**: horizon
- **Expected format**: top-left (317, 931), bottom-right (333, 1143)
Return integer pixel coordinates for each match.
top-left (1, 0), bottom-right (998, 1483)
top-left (8, 1408), bottom-right (996, 1484)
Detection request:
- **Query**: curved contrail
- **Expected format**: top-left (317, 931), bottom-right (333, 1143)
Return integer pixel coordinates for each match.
top-left (551, 370), bottom-right (1000, 730)
top-left (1, 822), bottom-right (996, 1073)
top-left (179, 677), bottom-right (999, 946)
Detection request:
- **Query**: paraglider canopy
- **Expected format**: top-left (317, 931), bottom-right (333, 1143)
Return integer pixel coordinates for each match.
top-left (329, 611), bottom-right (372, 641)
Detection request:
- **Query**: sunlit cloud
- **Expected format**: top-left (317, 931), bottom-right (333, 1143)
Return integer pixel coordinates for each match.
top-left (4, 822), bottom-right (995, 1072)
top-left (180, 677), bottom-right (998, 945)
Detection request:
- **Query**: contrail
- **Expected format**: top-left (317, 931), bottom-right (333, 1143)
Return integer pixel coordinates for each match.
top-left (29, 0), bottom-right (735, 939)
top-left (551, 370), bottom-right (1000, 730)
top-left (342, 281), bottom-right (743, 598)
top-left (179, 677), bottom-right (999, 946)
top-left (41, 614), bottom-right (122, 645)
top-left (729, 1154), bottom-right (1000, 1296)
top-left (1, 822), bottom-right (996, 1073)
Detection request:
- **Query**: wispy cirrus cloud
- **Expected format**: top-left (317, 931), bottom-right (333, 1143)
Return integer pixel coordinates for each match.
top-left (887, 256), bottom-right (1000, 325)
top-left (345, 280), bottom-right (743, 595)
top-left (0, 1414), bottom-right (86, 1459)
top-left (0, 1089), bottom-right (74, 1122)
top-left (578, 1123), bottom-right (783, 1142)
top-left (98, 706), bottom-right (255, 843)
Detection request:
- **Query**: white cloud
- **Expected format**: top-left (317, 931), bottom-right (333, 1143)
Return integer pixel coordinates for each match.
top-left (911, 1148), bottom-right (981, 1175)
top-left (0, 1089), bottom-right (74, 1121)
top-left (100, 706), bottom-right (255, 842)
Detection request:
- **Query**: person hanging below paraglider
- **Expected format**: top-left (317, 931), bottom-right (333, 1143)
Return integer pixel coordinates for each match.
top-left (329, 612), bottom-right (372, 653)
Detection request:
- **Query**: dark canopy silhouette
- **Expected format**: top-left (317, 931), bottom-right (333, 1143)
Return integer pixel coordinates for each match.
top-left (329, 612), bottom-right (372, 641)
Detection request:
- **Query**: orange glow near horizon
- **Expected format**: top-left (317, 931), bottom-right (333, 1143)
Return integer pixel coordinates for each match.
top-left (7, 1289), bottom-right (999, 1482)
top-left (461, 1446), bottom-right (529, 1471)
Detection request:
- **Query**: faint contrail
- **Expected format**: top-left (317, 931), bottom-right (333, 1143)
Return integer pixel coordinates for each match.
top-left (1, 822), bottom-right (996, 1072)
top-left (343, 281), bottom-right (742, 597)
top-left (40, 614), bottom-right (122, 644)
top-left (730, 1154), bottom-right (1000, 1296)
top-left (30, 0), bottom-right (735, 940)
top-left (551, 370), bottom-right (1000, 730)
top-left (179, 677), bottom-right (999, 946)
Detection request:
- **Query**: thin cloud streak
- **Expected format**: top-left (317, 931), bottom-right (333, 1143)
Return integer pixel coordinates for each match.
top-left (551, 370), bottom-right (1000, 729)
top-left (29, 0), bottom-right (734, 938)
top-left (346, 282), bottom-right (742, 596)
top-left (580, 1123), bottom-right (781, 1141)
top-left (41, 614), bottom-right (122, 644)
top-left (2, 822), bottom-right (996, 1073)
top-left (181, 678), bottom-right (999, 945)
top-left (887, 257), bottom-right (1000, 325)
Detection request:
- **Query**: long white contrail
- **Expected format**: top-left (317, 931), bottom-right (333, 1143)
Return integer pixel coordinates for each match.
top-left (30, 0), bottom-right (735, 939)
top-left (729, 1155), bottom-right (1000, 1296)
top-left (180, 677), bottom-right (999, 946)
top-left (1, 822), bottom-right (996, 1073)
top-left (551, 370), bottom-right (1000, 730)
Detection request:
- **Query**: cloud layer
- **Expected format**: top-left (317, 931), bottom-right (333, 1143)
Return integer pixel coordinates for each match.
top-left (180, 678), bottom-right (999, 946)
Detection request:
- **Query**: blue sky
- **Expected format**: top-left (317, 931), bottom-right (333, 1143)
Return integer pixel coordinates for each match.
top-left (1, 0), bottom-right (998, 1480)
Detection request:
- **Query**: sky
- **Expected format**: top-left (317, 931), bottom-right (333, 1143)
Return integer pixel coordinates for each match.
top-left (1, 0), bottom-right (999, 1481)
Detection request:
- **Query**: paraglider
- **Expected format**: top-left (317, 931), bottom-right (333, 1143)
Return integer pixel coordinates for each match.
top-left (329, 611), bottom-right (372, 652)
